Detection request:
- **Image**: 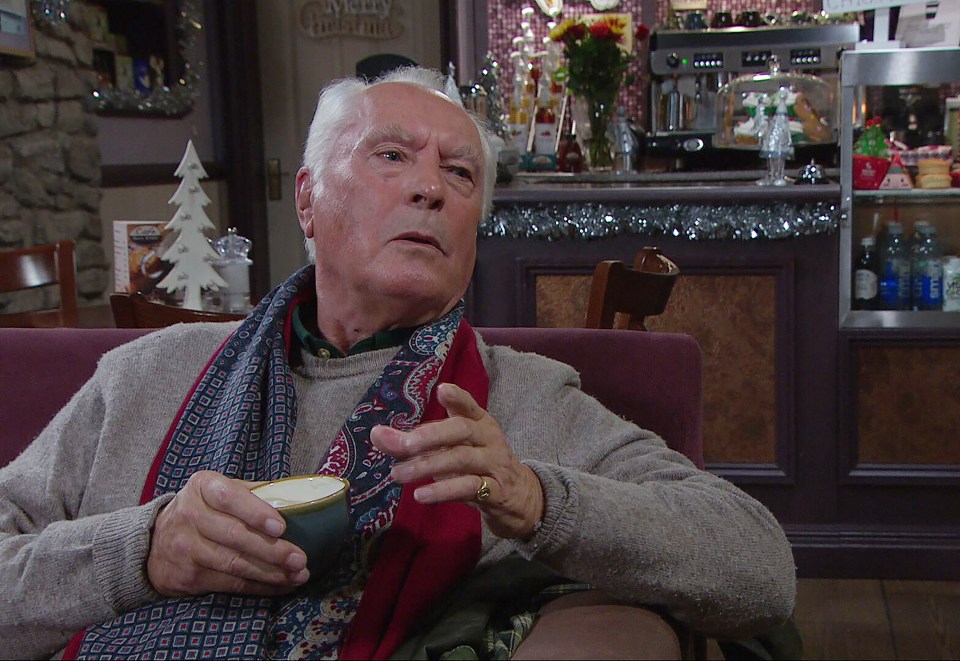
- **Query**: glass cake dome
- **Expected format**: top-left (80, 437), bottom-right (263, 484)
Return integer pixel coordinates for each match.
top-left (713, 55), bottom-right (837, 150)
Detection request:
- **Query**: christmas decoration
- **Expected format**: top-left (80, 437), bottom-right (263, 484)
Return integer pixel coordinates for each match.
top-left (852, 116), bottom-right (891, 190)
top-left (476, 53), bottom-right (507, 139)
top-left (31, 0), bottom-right (72, 27)
top-left (444, 62), bottom-right (462, 105)
top-left (758, 87), bottom-right (794, 186)
top-left (854, 116), bottom-right (890, 159)
top-left (880, 154), bottom-right (913, 190)
top-left (89, 0), bottom-right (202, 117)
top-left (157, 140), bottom-right (227, 310)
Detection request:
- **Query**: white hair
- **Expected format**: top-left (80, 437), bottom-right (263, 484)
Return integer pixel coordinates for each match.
top-left (300, 66), bottom-right (497, 261)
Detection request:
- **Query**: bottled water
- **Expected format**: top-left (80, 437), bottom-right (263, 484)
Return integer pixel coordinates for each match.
top-left (910, 223), bottom-right (943, 310)
top-left (942, 256), bottom-right (960, 312)
top-left (879, 222), bottom-right (910, 310)
top-left (907, 221), bottom-right (929, 309)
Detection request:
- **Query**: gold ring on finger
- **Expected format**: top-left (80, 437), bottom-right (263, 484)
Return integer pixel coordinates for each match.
top-left (475, 477), bottom-right (491, 504)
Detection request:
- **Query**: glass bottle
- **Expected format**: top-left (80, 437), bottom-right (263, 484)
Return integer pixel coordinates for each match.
top-left (853, 236), bottom-right (880, 310)
top-left (557, 133), bottom-right (584, 172)
top-left (507, 48), bottom-right (532, 155)
top-left (556, 100), bottom-right (583, 173)
top-left (533, 75), bottom-right (558, 157)
top-left (904, 113), bottom-right (922, 149)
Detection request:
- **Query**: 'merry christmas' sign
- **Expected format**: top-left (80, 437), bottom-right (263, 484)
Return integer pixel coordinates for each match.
top-left (300, 0), bottom-right (404, 40)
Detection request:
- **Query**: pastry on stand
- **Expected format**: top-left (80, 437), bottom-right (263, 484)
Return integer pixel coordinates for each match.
top-left (715, 55), bottom-right (837, 150)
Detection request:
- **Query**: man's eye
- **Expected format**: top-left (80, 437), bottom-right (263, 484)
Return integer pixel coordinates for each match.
top-left (380, 150), bottom-right (402, 162)
top-left (449, 166), bottom-right (473, 181)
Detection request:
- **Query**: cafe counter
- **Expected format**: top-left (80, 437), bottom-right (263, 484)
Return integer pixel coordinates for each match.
top-left (474, 169), bottom-right (960, 580)
top-left (483, 170), bottom-right (841, 241)
top-left (473, 169), bottom-right (841, 326)
top-left (472, 170), bottom-right (886, 577)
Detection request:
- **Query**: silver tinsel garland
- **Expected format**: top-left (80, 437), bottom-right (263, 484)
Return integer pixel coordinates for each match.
top-left (476, 53), bottom-right (507, 139)
top-left (481, 201), bottom-right (842, 240)
top-left (90, 1), bottom-right (203, 117)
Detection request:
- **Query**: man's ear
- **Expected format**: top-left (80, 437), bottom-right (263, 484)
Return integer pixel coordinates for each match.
top-left (295, 168), bottom-right (314, 238)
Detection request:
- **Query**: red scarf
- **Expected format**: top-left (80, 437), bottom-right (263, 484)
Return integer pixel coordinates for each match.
top-left (341, 319), bottom-right (488, 659)
top-left (65, 266), bottom-right (488, 659)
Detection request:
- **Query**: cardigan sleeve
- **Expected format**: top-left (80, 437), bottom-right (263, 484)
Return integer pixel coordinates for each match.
top-left (0, 325), bottom-right (231, 659)
top-left (0, 369), bottom-right (171, 659)
top-left (481, 345), bottom-right (797, 640)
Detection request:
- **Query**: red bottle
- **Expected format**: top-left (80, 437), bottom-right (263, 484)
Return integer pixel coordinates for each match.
top-left (557, 134), bottom-right (583, 173)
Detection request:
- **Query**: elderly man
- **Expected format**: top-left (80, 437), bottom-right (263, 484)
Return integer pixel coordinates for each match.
top-left (0, 67), bottom-right (795, 659)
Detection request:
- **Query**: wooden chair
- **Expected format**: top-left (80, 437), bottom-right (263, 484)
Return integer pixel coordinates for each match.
top-left (110, 292), bottom-right (245, 328)
top-left (584, 247), bottom-right (680, 331)
top-left (0, 241), bottom-right (79, 328)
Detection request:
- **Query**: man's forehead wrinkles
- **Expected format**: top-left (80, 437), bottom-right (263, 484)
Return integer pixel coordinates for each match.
top-left (357, 119), bottom-right (481, 162)
top-left (358, 123), bottom-right (416, 147)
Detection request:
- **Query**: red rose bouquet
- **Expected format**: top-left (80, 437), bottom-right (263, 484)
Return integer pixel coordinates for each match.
top-left (550, 16), bottom-right (648, 169)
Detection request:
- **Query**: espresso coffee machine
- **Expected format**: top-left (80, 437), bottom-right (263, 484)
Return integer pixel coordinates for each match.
top-left (647, 23), bottom-right (860, 168)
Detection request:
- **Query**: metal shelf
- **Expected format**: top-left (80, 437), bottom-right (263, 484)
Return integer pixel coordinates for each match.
top-left (839, 47), bottom-right (960, 88)
top-left (853, 188), bottom-right (960, 201)
top-left (838, 47), bottom-right (960, 331)
top-left (840, 310), bottom-right (960, 330)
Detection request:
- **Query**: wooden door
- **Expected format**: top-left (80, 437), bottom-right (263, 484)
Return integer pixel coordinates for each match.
top-left (256, 0), bottom-right (445, 287)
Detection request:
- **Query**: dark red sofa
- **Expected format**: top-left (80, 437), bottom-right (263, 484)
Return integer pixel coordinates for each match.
top-left (0, 327), bottom-right (703, 469)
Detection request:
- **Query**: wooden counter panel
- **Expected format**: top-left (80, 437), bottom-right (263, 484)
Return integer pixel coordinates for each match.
top-left (856, 346), bottom-right (960, 465)
top-left (535, 272), bottom-right (777, 464)
top-left (535, 275), bottom-right (592, 328)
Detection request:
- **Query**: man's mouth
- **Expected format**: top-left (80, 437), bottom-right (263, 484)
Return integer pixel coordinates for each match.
top-left (394, 232), bottom-right (443, 253)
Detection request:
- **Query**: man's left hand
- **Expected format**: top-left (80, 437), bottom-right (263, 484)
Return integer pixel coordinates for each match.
top-left (370, 383), bottom-right (544, 540)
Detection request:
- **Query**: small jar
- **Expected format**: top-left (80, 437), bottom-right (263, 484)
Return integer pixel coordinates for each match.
top-left (212, 227), bottom-right (253, 314)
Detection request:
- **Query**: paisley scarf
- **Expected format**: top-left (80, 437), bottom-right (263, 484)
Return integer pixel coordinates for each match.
top-left (65, 265), bottom-right (487, 659)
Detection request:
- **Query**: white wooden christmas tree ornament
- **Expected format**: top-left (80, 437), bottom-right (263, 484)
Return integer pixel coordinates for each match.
top-left (157, 140), bottom-right (227, 310)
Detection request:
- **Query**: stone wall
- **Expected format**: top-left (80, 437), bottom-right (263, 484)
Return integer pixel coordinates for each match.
top-left (0, 19), bottom-right (108, 314)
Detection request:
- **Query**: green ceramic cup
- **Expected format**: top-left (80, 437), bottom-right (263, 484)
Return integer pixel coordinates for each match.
top-left (251, 474), bottom-right (350, 578)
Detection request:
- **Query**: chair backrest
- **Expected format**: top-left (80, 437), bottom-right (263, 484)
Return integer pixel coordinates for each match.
top-left (0, 241), bottom-right (79, 328)
top-left (110, 292), bottom-right (245, 328)
top-left (0, 327), bottom-right (703, 470)
top-left (584, 246), bottom-right (680, 331)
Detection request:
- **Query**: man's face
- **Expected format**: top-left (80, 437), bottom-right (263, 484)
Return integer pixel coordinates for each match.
top-left (297, 82), bottom-right (485, 325)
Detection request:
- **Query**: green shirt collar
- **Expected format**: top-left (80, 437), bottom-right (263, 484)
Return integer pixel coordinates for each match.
top-left (292, 300), bottom-right (415, 359)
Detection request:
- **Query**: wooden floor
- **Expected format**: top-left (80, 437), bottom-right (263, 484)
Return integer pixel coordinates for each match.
top-left (706, 579), bottom-right (960, 660)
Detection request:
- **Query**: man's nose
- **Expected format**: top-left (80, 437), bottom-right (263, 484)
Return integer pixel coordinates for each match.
top-left (406, 164), bottom-right (445, 211)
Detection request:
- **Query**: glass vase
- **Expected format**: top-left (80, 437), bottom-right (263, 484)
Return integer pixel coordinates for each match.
top-left (574, 96), bottom-right (615, 171)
